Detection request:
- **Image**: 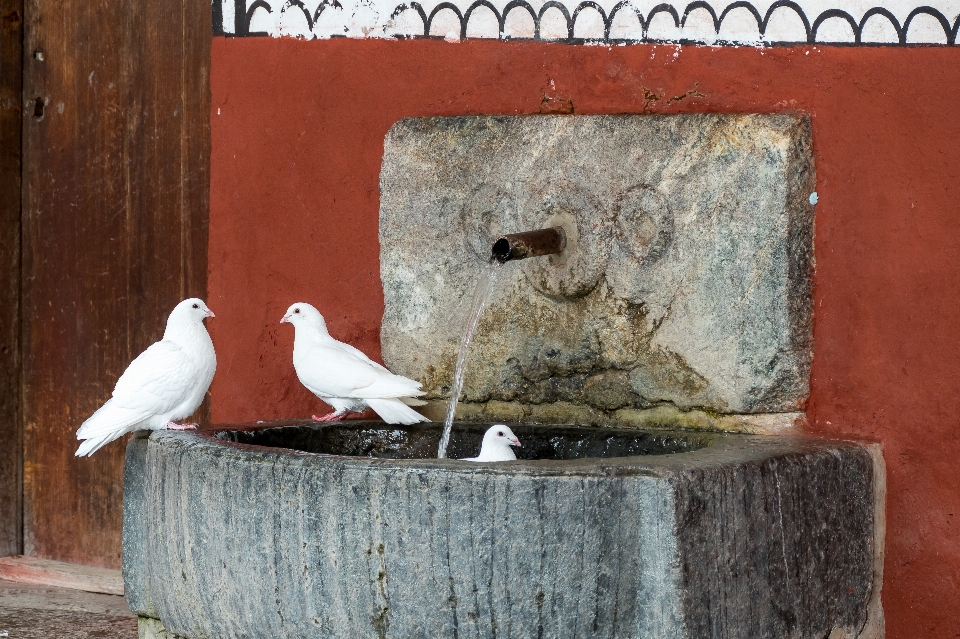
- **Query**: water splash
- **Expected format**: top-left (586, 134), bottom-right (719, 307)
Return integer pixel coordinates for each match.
top-left (437, 259), bottom-right (503, 459)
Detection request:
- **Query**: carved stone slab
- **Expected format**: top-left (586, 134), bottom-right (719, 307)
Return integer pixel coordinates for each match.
top-left (380, 114), bottom-right (814, 415)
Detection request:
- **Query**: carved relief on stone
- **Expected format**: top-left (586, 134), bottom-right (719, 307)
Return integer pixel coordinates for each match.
top-left (380, 114), bottom-right (815, 419)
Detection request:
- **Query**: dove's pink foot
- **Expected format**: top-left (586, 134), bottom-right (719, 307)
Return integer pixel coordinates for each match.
top-left (312, 412), bottom-right (344, 422)
top-left (166, 422), bottom-right (198, 430)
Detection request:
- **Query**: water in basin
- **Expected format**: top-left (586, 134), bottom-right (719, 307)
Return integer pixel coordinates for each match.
top-left (214, 421), bottom-right (713, 460)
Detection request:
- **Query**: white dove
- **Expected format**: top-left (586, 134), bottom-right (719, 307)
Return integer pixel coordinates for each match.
top-left (280, 302), bottom-right (428, 424)
top-left (75, 298), bottom-right (217, 457)
top-left (462, 425), bottom-right (522, 462)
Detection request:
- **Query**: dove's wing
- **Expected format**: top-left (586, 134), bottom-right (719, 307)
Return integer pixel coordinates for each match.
top-left (295, 345), bottom-right (378, 398)
top-left (327, 339), bottom-right (427, 403)
top-left (295, 344), bottom-right (423, 400)
top-left (328, 338), bottom-right (390, 373)
top-left (77, 340), bottom-right (198, 440)
top-left (112, 340), bottom-right (200, 410)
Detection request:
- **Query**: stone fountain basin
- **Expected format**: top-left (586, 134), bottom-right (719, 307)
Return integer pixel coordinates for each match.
top-left (123, 421), bottom-right (884, 639)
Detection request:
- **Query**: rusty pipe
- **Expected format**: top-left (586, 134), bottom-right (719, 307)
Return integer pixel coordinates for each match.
top-left (491, 227), bottom-right (567, 263)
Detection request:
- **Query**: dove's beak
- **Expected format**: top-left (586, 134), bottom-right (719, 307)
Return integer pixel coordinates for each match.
top-left (280, 313), bottom-right (290, 324)
top-left (510, 438), bottom-right (521, 447)
top-left (205, 309), bottom-right (216, 319)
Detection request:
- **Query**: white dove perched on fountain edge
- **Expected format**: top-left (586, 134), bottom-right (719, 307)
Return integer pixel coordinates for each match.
top-left (462, 425), bottom-right (522, 462)
top-left (75, 298), bottom-right (217, 457)
top-left (281, 302), bottom-right (428, 424)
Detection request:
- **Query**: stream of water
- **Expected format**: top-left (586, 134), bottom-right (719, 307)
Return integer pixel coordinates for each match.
top-left (437, 259), bottom-right (504, 459)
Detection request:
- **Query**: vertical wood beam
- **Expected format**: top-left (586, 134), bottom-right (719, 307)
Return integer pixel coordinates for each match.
top-left (0, 0), bottom-right (23, 558)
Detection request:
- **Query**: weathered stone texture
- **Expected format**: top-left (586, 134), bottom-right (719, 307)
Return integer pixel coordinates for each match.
top-left (139, 616), bottom-right (187, 639)
top-left (380, 114), bottom-right (815, 416)
top-left (124, 426), bottom-right (881, 639)
top-left (122, 432), bottom-right (157, 619)
top-left (417, 399), bottom-right (806, 434)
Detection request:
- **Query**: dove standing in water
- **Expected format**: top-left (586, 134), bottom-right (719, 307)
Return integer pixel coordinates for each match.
top-left (462, 425), bottom-right (522, 462)
top-left (75, 298), bottom-right (217, 457)
top-left (281, 303), bottom-right (428, 424)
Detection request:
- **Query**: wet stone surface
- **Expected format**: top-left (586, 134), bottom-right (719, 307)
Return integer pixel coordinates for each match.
top-left (124, 424), bottom-right (883, 639)
top-left (217, 421), bottom-right (713, 460)
top-left (379, 114), bottom-right (815, 416)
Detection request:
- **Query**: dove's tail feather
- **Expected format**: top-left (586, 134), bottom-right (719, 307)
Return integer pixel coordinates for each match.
top-left (366, 398), bottom-right (429, 425)
top-left (75, 432), bottom-right (123, 457)
top-left (355, 375), bottom-right (425, 401)
top-left (400, 396), bottom-right (427, 407)
top-left (76, 401), bottom-right (147, 456)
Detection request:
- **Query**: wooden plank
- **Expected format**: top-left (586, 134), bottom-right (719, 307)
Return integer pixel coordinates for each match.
top-left (20, 0), bottom-right (209, 568)
top-left (0, 0), bottom-right (23, 558)
top-left (0, 556), bottom-right (123, 595)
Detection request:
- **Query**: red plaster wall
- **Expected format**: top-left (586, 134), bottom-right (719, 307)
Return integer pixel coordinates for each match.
top-left (210, 39), bottom-right (960, 636)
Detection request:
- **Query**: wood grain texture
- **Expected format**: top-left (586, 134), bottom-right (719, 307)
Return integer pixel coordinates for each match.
top-left (0, 0), bottom-right (23, 558)
top-left (0, 555), bottom-right (123, 595)
top-left (0, 579), bottom-right (136, 639)
top-left (20, 0), bottom-right (209, 568)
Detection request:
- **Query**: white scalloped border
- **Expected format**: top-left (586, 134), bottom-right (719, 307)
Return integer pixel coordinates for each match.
top-left (215, 0), bottom-right (960, 44)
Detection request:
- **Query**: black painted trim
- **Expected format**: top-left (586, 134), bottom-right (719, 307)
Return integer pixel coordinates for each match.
top-left (219, 0), bottom-right (960, 45)
top-left (213, 0), bottom-right (224, 34)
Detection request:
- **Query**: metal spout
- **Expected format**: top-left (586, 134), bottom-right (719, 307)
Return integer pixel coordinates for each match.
top-left (491, 227), bottom-right (567, 263)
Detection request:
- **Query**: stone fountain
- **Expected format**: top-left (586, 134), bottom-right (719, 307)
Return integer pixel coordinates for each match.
top-left (124, 114), bottom-right (884, 639)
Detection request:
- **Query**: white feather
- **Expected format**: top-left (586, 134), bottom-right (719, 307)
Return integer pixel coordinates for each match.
top-left (365, 398), bottom-right (430, 425)
top-left (75, 298), bottom-right (217, 456)
top-left (281, 302), bottom-right (428, 424)
top-left (462, 425), bottom-right (522, 462)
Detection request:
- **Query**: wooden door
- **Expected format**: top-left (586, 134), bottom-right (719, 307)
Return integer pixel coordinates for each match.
top-left (12, 0), bottom-right (210, 567)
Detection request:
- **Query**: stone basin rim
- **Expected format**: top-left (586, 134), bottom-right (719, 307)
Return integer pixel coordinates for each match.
top-left (147, 420), bottom-right (872, 478)
top-left (125, 425), bottom-right (883, 639)
top-left (208, 420), bottom-right (712, 470)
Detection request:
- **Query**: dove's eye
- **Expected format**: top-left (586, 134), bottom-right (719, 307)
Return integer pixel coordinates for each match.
top-left (192, 303), bottom-right (199, 309)
top-left (497, 430), bottom-right (504, 437)
top-left (294, 308), bottom-right (300, 314)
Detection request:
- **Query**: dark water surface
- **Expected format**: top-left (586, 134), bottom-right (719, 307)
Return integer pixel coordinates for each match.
top-left (215, 422), bottom-right (713, 461)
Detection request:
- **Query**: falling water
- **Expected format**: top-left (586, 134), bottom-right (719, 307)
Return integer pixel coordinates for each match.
top-left (437, 259), bottom-right (503, 459)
